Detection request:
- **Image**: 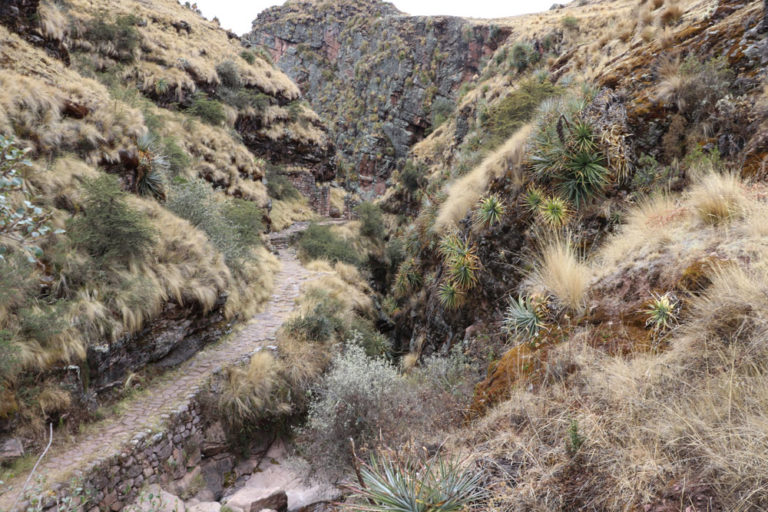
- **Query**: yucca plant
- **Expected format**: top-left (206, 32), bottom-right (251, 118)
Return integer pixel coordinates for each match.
top-left (504, 295), bottom-right (546, 342)
top-left (439, 235), bottom-right (480, 291)
top-left (394, 258), bottom-right (422, 297)
top-left (645, 292), bottom-right (678, 331)
top-left (559, 149), bottom-right (608, 207)
top-left (474, 194), bottom-right (505, 228)
top-left (538, 195), bottom-right (570, 228)
top-left (438, 281), bottom-right (464, 310)
top-left (348, 452), bottom-right (486, 512)
top-left (525, 185), bottom-right (546, 213)
top-left (570, 120), bottom-right (597, 153)
top-left (135, 133), bottom-right (169, 200)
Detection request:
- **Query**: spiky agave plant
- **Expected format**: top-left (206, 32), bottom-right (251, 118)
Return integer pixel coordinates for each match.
top-left (349, 453), bottom-right (487, 512)
top-left (394, 258), bottom-right (422, 297)
top-left (538, 195), bottom-right (570, 228)
top-left (135, 133), bottom-right (169, 200)
top-left (504, 295), bottom-right (546, 342)
top-left (474, 194), bottom-right (505, 228)
top-left (645, 292), bottom-right (678, 331)
top-left (438, 281), bottom-right (464, 310)
top-left (525, 185), bottom-right (546, 213)
top-left (569, 120), bottom-right (597, 153)
top-left (559, 149), bottom-right (608, 208)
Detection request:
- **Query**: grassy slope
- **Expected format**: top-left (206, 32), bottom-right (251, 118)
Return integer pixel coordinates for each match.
top-left (0, 0), bottom-right (334, 440)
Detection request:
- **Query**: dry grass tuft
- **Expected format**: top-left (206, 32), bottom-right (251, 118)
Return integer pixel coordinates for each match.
top-left (688, 171), bottom-right (746, 225)
top-left (529, 237), bottom-right (590, 313)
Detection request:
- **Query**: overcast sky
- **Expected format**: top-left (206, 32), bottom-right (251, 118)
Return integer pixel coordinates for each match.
top-left (193, 0), bottom-right (567, 35)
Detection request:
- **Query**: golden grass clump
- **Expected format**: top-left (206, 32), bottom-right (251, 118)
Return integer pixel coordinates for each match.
top-left (270, 197), bottom-right (317, 230)
top-left (529, 237), bottom-right (590, 313)
top-left (688, 171), bottom-right (746, 225)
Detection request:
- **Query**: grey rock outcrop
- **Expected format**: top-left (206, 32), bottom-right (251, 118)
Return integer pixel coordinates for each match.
top-left (247, 0), bottom-right (509, 196)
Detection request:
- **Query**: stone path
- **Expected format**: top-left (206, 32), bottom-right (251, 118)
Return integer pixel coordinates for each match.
top-left (0, 224), bottom-right (327, 511)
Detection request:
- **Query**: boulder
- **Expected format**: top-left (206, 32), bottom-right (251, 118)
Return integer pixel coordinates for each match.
top-left (0, 438), bottom-right (24, 463)
top-left (248, 491), bottom-right (287, 512)
top-left (125, 485), bottom-right (185, 512)
top-left (187, 502), bottom-right (221, 512)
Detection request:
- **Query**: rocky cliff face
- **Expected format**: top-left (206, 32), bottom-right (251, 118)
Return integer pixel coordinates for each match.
top-left (247, 0), bottom-right (509, 196)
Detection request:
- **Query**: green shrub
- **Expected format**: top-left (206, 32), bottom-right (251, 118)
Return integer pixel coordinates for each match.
top-left (0, 329), bottom-right (19, 382)
top-left (286, 301), bottom-right (344, 343)
top-left (18, 303), bottom-right (68, 346)
top-left (474, 194), bottom-right (505, 228)
top-left (356, 201), bottom-right (384, 240)
top-left (265, 165), bottom-right (301, 200)
top-left (69, 175), bottom-right (155, 263)
top-left (1, 135), bottom-right (59, 262)
top-left (303, 345), bottom-right (415, 470)
top-left (162, 137), bottom-right (191, 177)
top-left (223, 198), bottom-right (264, 248)
top-left (83, 14), bottom-right (141, 61)
top-left (348, 321), bottom-right (392, 359)
top-left (240, 50), bottom-right (256, 64)
top-left (349, 452), bottom-right (486, 512)
top-left (216, 60), bottom-right (241, 88)
top-left (298, 224), bottom-right (359, 265)
top-left (394, 257), bottom-right (422, 297)
top-left (430, 97), bottom-right (455, 131)
top-left (188, 93), bottom-right (227, 126)
top-left (562, 16), bottom-right (579, 30)
top-left (510, 41), bottom-right (540, 72)
top-left (530, 101), bottom-right (609, 208)
top-left (166, 180), bottom-right (261, 269)
top-left (399, 160), bottom-right (426, 194)
top-left (645, 292), bottom-right (678, 331)
top-left (483, 78), bottom-right (560, 149)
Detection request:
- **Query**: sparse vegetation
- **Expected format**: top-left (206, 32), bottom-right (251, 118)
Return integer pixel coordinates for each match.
top-left (298, 223), bottom-right (359, 265)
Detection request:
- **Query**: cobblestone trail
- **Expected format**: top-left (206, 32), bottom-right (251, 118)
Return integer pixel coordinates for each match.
top-left (0, 224), bottom-right (327, 510)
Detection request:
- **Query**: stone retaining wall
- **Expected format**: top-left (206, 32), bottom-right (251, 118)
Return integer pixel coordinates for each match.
top-left (21, 399), bottom-right (209, 512)
top-left (286, 170), bottom-right (331, 216)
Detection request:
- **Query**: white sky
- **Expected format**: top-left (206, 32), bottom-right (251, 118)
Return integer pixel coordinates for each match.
top-left (193, 0), bottom-right (568, 35)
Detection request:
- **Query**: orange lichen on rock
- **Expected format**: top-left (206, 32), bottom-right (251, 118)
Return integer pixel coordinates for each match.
top-left (471, 341), bottom-right (551, 415)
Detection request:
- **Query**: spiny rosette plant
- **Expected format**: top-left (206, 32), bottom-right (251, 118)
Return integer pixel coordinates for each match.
top-left (504, 294), bottom-right (547, 343)
top-left (135, 133), bottom-right (170, 200)
top-left (439, 233), bottom-right (480, 293)
top-left (525, 185), bottom-right (545, 213)
top-left (0, 135), bottom-right (62, 263)
top-left (348, 451), bottom-right (487, 512)
top-left (394, 257), bottom-right (423, 297)
top-left (645, 292), bottom-right (679, 331)
top-left (538, 195), bottom-right (570, 228)
top-left (530, 104), bottom-right (610, 208)
top-left (474, 194), bottom-right (505, 229)
top-left (437, 281), bottom-right (464, 310)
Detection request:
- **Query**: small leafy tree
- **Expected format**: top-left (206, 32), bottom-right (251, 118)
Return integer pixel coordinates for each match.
top-left (0, 136), bottom-right (62, 262)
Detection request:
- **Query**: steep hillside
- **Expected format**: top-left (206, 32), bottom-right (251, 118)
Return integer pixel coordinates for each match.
top-left (0, 0), bottom-right (332, 452)
top-left (248, 0), bottom-right (509, 196)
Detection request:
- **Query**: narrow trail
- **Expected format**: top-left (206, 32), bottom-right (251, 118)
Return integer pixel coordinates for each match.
top-left (0, 222), bottom-right (332, 510)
